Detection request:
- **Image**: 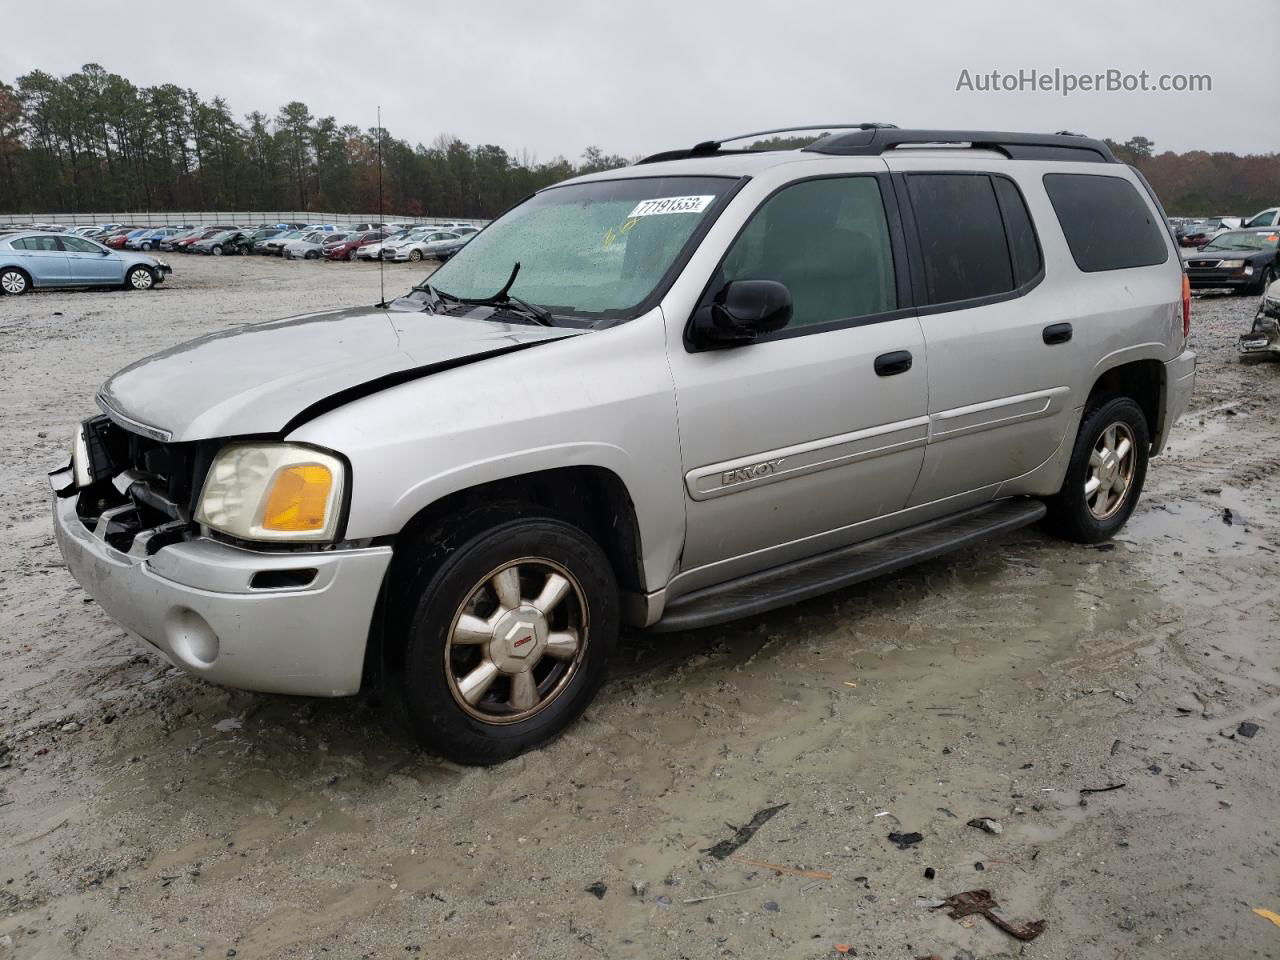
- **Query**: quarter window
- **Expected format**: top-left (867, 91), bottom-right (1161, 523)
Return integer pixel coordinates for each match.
top-left (717, 176), bottom-right (897, 329)
top-left (1042, 173), bottom-right (1169, 272)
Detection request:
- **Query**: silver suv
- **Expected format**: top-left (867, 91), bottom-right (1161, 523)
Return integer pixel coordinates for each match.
top-left (51, 127), bottom-right (1196, 764)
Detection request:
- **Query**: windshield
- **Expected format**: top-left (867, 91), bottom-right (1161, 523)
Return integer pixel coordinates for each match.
top-left (425, 175), bottom-right (736, 319)
top-left (1202, 231), bottom-right (1279, 252)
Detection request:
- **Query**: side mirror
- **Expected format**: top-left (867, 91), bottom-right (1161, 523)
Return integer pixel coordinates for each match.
top-left (692, 279), bottom-right (793, 347)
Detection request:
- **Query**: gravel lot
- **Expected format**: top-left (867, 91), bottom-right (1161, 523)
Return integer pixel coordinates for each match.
top-left (1, 255), bottom-right (1278, 960)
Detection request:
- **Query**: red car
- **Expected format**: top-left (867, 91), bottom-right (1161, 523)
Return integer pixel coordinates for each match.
top-left (103, 229), bottom-right (142, 249)
top-left (324, 230), bottom-right (388, 261)
top-left (175, 227), bottom-right (234, 252)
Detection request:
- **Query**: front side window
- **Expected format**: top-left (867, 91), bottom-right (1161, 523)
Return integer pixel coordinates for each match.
top-left (61, 236), bottom-right (102, 253)
top-left (715, 176), bottom-right (897, 329)
top-left (1243, 209), bottom-right (1279, 228)
top-left (426, 175), bottom-right (736, 319)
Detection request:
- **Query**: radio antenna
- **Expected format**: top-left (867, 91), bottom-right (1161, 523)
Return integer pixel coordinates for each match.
top-left (377, 104), bottom-right (386, 308)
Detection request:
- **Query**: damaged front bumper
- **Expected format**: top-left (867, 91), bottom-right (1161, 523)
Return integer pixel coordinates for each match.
top-left (1238, 300), bottom-right (1280, 358)
top-left (51, 487), bottom-right (392, 697)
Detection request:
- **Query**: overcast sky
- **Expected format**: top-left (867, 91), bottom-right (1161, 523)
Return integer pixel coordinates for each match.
top-left (8, 0), bottom-right (1279, 159)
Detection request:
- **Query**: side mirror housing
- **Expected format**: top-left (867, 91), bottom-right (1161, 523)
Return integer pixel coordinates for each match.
top-left (691, 279), bottom-right (793, 348)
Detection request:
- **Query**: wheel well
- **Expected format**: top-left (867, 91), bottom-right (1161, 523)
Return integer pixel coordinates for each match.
top-left (366, 467), bottom-right (645, 682)
top-left (1086, 360), bottom-right (1163, 441)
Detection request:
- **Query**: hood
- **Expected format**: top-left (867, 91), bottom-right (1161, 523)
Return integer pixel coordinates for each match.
top-left (98, 305), bottom-right (583, 442)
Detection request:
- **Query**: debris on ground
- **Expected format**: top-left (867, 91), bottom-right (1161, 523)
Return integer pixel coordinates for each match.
top-left (729, 856), bottom-right (831, 879)
top-left (1079, 782), bottom-right (1127, 795)
top-left (932, 889), bottom-right (1047, 941)
top-left (1237, 722), bottom-right (1260, 738)
top-left (702, 803), bottom-right (788, 859)
top-left (681, 884), bottom-right (763, 905)
top-left (924, 867), bottom-right (936, 880)
top-left (584, 881), bottom-right (607, 900)
top-left (967, 817), bottom-right (1002, 835)
top-left (1253, 908), bottom-right (1280, 928)
top-left (888, 831), bottom-right (923, 849)
top-left (631, 879), bottom-right (647, 898)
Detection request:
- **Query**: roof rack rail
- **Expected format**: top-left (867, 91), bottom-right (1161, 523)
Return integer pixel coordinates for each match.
top-left (637, 123), bottom-right (899, 165)
top-left (803, 128), bottom-right (1117, 163)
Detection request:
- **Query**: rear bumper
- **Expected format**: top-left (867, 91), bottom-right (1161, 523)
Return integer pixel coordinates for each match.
top-left (53, 493), bottom-right (392, 697)
top-left (1154, 348), bottom-right (1196, 454)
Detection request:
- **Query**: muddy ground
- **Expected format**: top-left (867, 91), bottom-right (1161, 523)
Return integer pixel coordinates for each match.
top-left (1, 255), bottom-right (1278, 960)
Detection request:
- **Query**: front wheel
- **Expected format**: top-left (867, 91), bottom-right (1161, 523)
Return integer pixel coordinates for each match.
top-left (1254, 265), bottom-right (1275, 297)
top-left (347, 249), bottom-right (356, 261)
top-left (398, 517), bottom-right (618, 765)
top-left (125, 265), bottom-right (155, 291)
top-left (1043, 396), bottom-right (1149, 543)
top-left (408, 249), bottom-right (423, 262)
top-left (211, 245), bottom-right (223, 256)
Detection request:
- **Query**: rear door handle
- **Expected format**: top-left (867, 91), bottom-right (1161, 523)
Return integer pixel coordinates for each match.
top-left (1043, 322), bottom-right (1073, 345)
top-left (874, 350), bottom-right (913, 376)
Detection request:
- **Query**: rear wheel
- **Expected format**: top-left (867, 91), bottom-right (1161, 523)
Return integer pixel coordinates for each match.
top-left (1, 268), bottom-right (30, 295)
top-left (397, 516), bottom-right (618, 765)
top-left (1043, 396), bottom-right (1149, 543)
top-left (125, 265), bottom-right (154, 291)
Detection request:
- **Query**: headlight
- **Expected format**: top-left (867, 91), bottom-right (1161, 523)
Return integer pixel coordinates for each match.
top-left (196, 443), bottom-right (346, 543)
top-left (1219, 259), bottom-right (1245, 269)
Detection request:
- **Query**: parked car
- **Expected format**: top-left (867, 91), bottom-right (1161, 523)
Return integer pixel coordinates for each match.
top-left (325, 230), bottom-right (389, 261)
top-left (1184, 228), bottom-right (1279, 294)
top-left (354, 229), bottom-right (415, 260)
top-left (424, 232), bottom-right (475, 262)
top-left (0, 231), bottom-right (169, 294)
top-left (49, 128), bottom-right (1195, 764)
top-left (160, 227), bottom-right (205, 252)
top-left (257, 229), bottom-right (308, 255)
top-left (192, 230), bottom-right (255, 256)
top-left (301, 223), bottom-right (342, 234)
top-left (127, 227), bottom-right (182, 251)
top-left (175, 226), bottom-right (240, 253)
top-left (105, 228), bottom-right (149, 250)
top-left (1238, 274), bottom-right (1280, 359)
top-left (283, 231), bottom-right (349, 260)
top-left (1242, 207), bottom-right (1280, 229)
top-left (388, 231), bottom-right (460, 262)
top-left (1178, 219), bottom-right (1229, 248)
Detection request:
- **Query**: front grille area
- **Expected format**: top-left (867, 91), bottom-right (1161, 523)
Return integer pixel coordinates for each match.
top-left (74, 416), bottom-right (207, 554)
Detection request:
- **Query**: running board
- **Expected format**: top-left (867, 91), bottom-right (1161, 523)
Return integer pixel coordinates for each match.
top-left (651, 497), bottom-right (1046, 632)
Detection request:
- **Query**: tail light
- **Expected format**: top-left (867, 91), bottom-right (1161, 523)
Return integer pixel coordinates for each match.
top-left (1181, 273), bottom-right (1191, 339)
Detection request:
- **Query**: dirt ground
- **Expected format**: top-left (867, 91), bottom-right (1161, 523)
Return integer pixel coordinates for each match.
top-left (1, 255), bottom-right (1278, 960)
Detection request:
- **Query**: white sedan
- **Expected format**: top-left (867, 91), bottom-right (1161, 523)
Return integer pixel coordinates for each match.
top-left (283, 231), bottom-right (349, 260)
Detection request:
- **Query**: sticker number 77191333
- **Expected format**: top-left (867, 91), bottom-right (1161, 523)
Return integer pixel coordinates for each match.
top-left (627, 195), bottom-right (715, 218)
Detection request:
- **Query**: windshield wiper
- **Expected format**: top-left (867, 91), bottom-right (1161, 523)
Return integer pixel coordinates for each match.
top-left (452, 262), bottom-right (554, 325)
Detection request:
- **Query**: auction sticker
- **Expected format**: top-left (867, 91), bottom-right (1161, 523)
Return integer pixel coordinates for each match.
top-left (627, 195), bottom-right (714, 218)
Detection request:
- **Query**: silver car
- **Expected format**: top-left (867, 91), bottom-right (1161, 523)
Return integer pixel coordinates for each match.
top-left (52, 127), bottom-right (1194, 764)
top-left (1, 231), bottom-right (170, 294)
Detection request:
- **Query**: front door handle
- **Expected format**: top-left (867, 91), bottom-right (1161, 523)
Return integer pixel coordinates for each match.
top-left (1043, 322), bottom-right (1073, 345)
top-left (874, 350), bottom-right (913, 376)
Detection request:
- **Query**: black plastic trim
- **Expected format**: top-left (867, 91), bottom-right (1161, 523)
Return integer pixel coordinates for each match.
top-left (650, 498), bottom-right (1047, 632)
top-left (803, 128), bottom-right (1116, 163)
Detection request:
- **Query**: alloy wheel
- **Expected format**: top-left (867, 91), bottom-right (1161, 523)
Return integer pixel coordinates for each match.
top-left (129, 268), bottom-right (154, 290)
top-left (1085, 421), bottom-right (1136, 520)
top-left (444, 558), bottom-right (588, 724)
top-left (1, 270), bottom-right (27, 294)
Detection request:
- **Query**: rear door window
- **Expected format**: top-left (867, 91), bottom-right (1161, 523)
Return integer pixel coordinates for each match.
top-left (1042, 173), bottom-right (1169, 271)
top-left (905, 173), bottom-right (1017, 304)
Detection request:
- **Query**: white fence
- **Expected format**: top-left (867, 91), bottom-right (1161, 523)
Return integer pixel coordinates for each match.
top-left (4, 211), bottom-right (486, 228)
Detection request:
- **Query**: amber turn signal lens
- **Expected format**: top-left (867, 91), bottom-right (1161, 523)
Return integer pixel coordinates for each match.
top-left (261, 464), bottom-right (333, 532)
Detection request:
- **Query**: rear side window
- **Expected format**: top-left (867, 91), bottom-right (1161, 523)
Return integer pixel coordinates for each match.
top-left (13, 236), bottom-right (62, 251)
top-left (906, 174), bottom-right (1028, 304)
top-left (718, 176), bottom-right (897, 329)
top-left (1043, 173), bottom-right (1169, 271)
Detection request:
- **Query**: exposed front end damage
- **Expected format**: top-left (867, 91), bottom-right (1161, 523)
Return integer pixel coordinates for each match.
top-left (1238, 294), bottom-right (1280, 360)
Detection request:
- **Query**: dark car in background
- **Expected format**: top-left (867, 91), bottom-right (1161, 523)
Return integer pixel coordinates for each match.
top-left (1184, 229), bottom-right (1279, 294)
top-left (192, 229), bottom-right (254, 256)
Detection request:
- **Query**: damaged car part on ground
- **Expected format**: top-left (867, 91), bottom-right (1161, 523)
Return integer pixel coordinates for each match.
top-left (49, 126), bottom-right (1196, 765)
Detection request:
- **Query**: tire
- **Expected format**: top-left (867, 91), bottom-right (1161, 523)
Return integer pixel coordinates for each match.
top-left (408, 249), bottom-right (423, 263)
top-left (1, 267), bottom-right (30, 295)
top-left (397, 516), bottom-right (619, 765)
top-left (347, 249), bottom-right (356, 261)
top-left (1043, 396), bottom-right (1149, 544)
top-left (125, 265), bottom-right (155, 291)
top-left (1254, 265), bottom-right (1275, 297)
top-left (305, 251), bottom-right (318, 260)
top-left (211, 245), bottom-right (223, 256)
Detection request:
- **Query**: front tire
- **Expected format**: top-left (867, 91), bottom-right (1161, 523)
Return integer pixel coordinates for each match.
top-left (125, 265), bottom-right (155, 291)
top-left (1, 267), bottom-right (30, 295)
top-left (1043, 396), bottom-right (1149, 543)
top-left (408, 249), bottom-right (423, 263)
top-left (1254, 265), bottom-right (1275, 296)
top-left (398, 517), bottom-right (619, 765)
top-left (211, 245), bottom-right (223, 256)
